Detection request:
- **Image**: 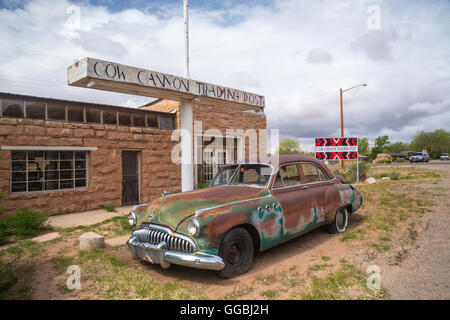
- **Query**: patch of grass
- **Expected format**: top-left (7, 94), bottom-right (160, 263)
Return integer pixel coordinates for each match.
top-left (223, 286), bottom-right (254, 300)
top-left (260, 289), bottom-right (278, 299)
top-left (282, 273), bottom-right (300, 288)
top-left (321, 256), bottom-right (330, 261)
top-left (339, 258), bottom-right (348, 264)
top-left (289, 265), bottom-right (297, 271)
top-left (51, 256), bottom-right (76, 274)
top-left (370, 243), bottom-right (391, 252)
top-left (297, 264), bottom-right (385, 300)
top-left (101, 204), bottom-right (116, 212)
top-left (0, 256), bottom-right (35, 300)
top-left (58, 283), bottom-right (74, 295)
top-left (392, 246), bottom-right (409, 265)
top-left (378, 235), bottom-right (391, 242)
top-left (366, 214), bottom-right (395, 232)
top-left (68, 248), bottom-right (203, 299)
top-left (341, 229), bottom-right (366, 241)
top-left (62, 216), bottom-right (132, 238)
top-left (0, 208), bottom-right (50, 244)
top-left (255, 274), bottom-right (276, 286)
top-left (0, 258), bottom-right (18, 295)
top-left (309, 263), bottom-right (333, 271)
top-left (4, 240), bottom-right (42, 258)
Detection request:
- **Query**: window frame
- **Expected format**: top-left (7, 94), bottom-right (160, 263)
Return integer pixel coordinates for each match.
top-left (298, 162), bottom-right (332, 185)
top-left (210, 163), bottom-right (274, 188)
top-left (271, 163), bottom-right (302, 189)
top-left (271, 161), bottom-right (334, 190)
top-left (0, 97), bottom-right (176, 130)
top-left (9, 150), bottom-right (89, 194)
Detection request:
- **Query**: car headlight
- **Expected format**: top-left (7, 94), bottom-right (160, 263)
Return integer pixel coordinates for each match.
top-left (128, 211), bottom-right (137, 227)
top-left (187, 218), bottom-right (200, 236)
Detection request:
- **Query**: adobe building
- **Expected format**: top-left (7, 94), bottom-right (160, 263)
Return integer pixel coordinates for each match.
top-left (0, 87), bottom-right (266, 215)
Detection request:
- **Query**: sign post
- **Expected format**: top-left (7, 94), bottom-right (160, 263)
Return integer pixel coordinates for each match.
top-left (315, 137), bottom-right (359, 183)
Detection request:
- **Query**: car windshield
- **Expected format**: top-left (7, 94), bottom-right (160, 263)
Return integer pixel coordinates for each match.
top-left (442, 153), bottom-right (448, 156)
top-left (210, 164), bottom-right (273, 187)
top-left (413, 153), bottom-right (423, 156)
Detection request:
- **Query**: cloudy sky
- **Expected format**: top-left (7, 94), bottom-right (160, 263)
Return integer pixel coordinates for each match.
top-left (1, 0), bottom-right (449, 151)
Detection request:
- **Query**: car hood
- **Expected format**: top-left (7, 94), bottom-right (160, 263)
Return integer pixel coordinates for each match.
top-left (135, 186), bottom-right (271, 229)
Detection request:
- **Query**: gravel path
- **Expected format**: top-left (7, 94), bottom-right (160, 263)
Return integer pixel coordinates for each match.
top-left (382, 167), bottom-right (450, 299)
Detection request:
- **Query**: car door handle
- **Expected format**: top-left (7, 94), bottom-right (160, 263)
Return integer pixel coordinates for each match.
top-left (302, 185), bottom-right (310, 191)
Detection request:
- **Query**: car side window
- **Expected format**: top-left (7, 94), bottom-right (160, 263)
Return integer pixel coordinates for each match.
top-left (301, 163), bottom-right (329, 183)
top-left (273, 164), bottom-right (301, 188)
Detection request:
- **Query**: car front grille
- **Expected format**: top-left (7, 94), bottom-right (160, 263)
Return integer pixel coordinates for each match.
top-left (133, 226), bottom-right (196, 254)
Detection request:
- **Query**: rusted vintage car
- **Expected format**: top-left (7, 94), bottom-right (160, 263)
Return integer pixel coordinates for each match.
top-left (126, 155), bottom-right (362, 278)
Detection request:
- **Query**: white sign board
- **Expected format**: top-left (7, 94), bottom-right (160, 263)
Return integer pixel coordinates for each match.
top-left (68, 58), bottom-right (265, 111)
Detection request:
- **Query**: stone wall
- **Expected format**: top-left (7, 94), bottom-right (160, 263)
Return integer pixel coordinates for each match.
top-left (0, 100), bottom-right (267, 216)
top-left (142, 100), bottom-right (268, 158)
top-left (0, 117), bottom-right (181, 216)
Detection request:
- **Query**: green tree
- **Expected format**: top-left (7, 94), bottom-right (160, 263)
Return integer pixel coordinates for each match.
top-left (370, 135), bottom-right (390, 159)
top-left (358, 138), bottom-right (369, 156)
top-left (388, 142), bottom-right (411, 154)
top-left (410, 129), bottom-right (450, 159)
top-left (276, 138), bottom-right (302, 155)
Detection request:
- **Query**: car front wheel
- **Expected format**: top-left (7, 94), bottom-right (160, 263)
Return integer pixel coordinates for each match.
top-left (216, 227), bottom-right (254, 279)
top-left (327, 207), bottom-right (349, 234)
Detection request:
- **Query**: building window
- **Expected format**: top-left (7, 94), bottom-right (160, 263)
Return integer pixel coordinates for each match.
top-left (147, 114), bottom-right (158, 128)
top-left (47, 104), bottom-right (66, 121)
top-left (1, 96), bottom-right (175, 130)
top-left (159, 116), bottom-right (174, 130)
top-left (85, 108), bottom-right (101, 123)
top-left (118, 112), bottom-right (131, 126)
top-left (133, 113), bottom-right (146, 127)
top-left (68, 106), bottom-right (84, 122)
top-left (2, 99), bottom-right (24, 118)
top-left (25, 102), bottom-right (46, 120)
top-left (10, 151), bottom-right (88, 193)
top-left (102, 109), bottom-right (117, 125)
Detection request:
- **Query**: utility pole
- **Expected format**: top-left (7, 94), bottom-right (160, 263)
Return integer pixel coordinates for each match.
top-left (339, 84), bottom-right (367, 169)
top-left (183, 0), bottom-right (190, 78)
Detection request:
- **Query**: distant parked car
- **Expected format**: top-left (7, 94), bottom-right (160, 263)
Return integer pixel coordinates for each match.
top-left (409, 152), bottom-right (430, 163)
top-left (440, 153), bottom-right (449, 161)
top-left (400, 151), bottom-right (415, 160)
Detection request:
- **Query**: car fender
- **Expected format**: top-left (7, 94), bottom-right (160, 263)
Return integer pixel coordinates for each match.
top-left (178, 194), bottom-right (284, 252)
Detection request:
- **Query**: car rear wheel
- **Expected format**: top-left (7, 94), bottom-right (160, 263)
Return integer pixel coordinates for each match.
top-left (327, 207), bottom-right (349, 234)
top-left (216, 227), bottom-right (254, 279)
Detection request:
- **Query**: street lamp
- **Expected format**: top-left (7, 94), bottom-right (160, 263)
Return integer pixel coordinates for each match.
top-left (339, 83), bottom-right (367, 168)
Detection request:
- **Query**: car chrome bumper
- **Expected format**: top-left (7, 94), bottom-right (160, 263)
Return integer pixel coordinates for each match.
top-left (126, 236), bottom-right (225, 271)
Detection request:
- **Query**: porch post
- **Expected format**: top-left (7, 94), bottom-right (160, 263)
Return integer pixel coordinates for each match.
top-left (180, 100), bottom-right (194, 191)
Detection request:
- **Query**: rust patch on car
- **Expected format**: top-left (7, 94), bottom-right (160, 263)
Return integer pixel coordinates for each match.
top-left (205, 212), bottom-right (248, 241)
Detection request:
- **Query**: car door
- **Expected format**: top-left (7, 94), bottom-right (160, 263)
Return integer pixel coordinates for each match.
top-left (298, 162), bottom-right (341, 225)
top-left (271, 163), bottom-right (316, 240)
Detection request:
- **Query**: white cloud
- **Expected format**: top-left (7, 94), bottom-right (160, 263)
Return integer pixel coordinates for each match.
top-left (0, 0), bottom-right (449, 148)
top-left (305, 48), bottom-right (333, 64)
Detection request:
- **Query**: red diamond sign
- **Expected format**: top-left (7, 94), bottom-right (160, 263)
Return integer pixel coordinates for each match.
top-left (315, 138), bottom-right (358, 160)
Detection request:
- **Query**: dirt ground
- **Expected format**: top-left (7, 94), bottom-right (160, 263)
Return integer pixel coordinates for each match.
top-left (1, 164), bottom-right (449, 300)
